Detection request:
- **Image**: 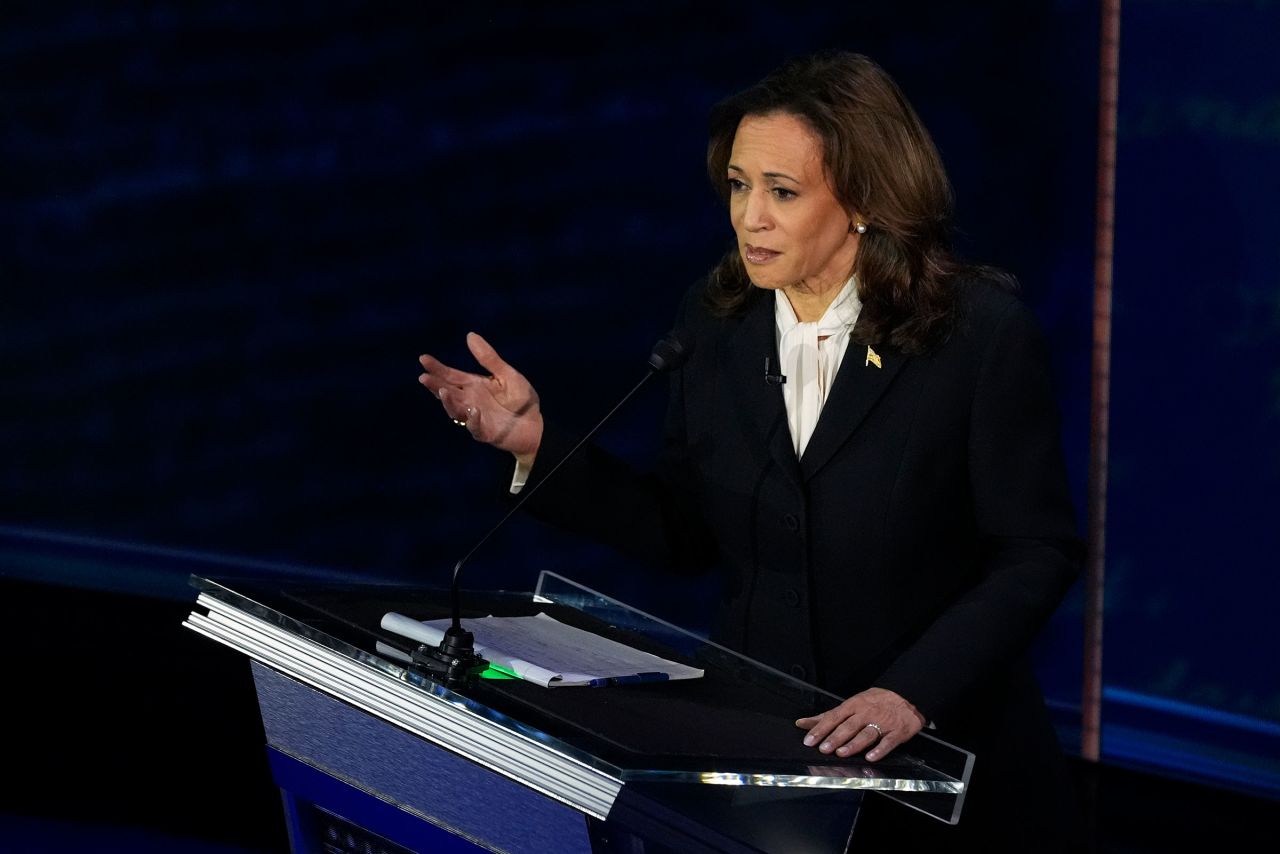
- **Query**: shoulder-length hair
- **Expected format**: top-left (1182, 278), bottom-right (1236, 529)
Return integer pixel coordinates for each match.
top-left (706, 51), bottom-right (999, 353)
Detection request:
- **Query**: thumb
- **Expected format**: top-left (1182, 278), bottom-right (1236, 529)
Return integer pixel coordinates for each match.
top-left (466, 331), bottom-right (512, 379)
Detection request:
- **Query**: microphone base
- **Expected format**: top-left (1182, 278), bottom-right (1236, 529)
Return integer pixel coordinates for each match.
top-left (410, 626), bottom-right (489, 688)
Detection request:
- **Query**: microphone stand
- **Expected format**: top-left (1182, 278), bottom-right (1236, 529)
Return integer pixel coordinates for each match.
top-left (410, 331), bottom-right (693, 688)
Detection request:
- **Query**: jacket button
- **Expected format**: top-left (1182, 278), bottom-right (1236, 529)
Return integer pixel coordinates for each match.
top-left (789, 664), bottom-right (807, 680)
top-left (783, 588), bottom-right (800, 607)
top-left (784, 513), bottom-right (800, 532)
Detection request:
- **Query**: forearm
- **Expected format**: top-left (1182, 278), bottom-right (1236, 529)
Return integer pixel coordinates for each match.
top-left (511, 420), bottom-right (718, 573)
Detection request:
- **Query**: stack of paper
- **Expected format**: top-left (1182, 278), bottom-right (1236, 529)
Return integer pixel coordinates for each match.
top-left (381, 611), bottom-right (703, 688)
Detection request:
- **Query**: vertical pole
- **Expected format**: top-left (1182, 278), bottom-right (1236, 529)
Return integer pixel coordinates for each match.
top-left (1083, 0), bottom-right (1123, 763)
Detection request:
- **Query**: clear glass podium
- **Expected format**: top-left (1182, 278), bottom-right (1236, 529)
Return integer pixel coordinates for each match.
top-left (184, 572), bottom-right (973, 853)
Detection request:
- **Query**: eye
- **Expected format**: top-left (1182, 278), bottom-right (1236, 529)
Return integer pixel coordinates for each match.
top-left (771, 187), bottom-right (797, 200)
top-left (727, 177), bottom-right (747, 193)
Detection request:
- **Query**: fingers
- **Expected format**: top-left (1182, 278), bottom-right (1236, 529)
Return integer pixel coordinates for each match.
top-left (795, 702), bottom-right (870, 755)
top-left (418, 353), bottom-right (487, 391)
top-left (438, 386), bottom-right (513, 446)
top-left (795, 690), bottom-right (924, 762)
top-left (437, 387), bottom-right (476, 427)
top-left (465, 332), bottom-right (512, 380)
top-left (824, 719), bottom-right (885, 759)
top-left (460, 405), bottom-right (482, 439)
top-left (418, 371), bottom-right (447, 398)
top-left (866, 729), bottom-right (903, 762)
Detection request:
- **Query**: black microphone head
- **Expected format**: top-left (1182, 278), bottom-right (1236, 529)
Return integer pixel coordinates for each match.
top-left (648, 328), bottom-right (695, 373)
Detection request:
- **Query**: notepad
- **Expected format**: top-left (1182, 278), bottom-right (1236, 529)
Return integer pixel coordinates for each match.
top-left (380, 611), bottom-right (703, 688)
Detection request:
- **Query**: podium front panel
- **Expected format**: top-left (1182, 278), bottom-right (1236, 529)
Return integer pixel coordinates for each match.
top-left (183, 571), bottom-right (974, 847)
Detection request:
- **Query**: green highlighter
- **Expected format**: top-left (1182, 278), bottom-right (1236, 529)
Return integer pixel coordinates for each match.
top-left (479, 663), bottom-right (520, 680)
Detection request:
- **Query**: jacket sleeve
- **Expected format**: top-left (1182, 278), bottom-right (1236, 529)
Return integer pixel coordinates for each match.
top-left (873, 297), bottom-right (1082, 722)
top-left (511, 284), bottom-right (719, 574)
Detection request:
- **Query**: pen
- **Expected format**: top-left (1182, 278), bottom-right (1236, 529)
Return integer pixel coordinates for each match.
top-left (588, 672), bottom-right (670, 688)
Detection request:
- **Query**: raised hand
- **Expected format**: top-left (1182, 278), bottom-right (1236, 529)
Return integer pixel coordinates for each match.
top-left (419, 332), bottom-right (544, 465)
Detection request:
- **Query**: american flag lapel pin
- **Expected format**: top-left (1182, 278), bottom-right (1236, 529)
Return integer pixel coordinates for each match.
top-left (865, 345), bottom-right (882, 369)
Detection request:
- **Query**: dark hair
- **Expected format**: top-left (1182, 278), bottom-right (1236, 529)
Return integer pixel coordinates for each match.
top-left (706, 51), bottom-right (1000, 353)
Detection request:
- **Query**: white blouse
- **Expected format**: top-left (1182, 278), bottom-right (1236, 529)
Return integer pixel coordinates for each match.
top-left (775, 276), bottom-right (862, 457)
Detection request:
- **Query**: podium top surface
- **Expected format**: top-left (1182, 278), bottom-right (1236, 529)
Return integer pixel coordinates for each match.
top-left (185, 571), bottom-right (972, 821)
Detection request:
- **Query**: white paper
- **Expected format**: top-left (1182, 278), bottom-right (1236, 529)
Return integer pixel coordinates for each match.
top-left (380, 611), bottom-right (703, 688)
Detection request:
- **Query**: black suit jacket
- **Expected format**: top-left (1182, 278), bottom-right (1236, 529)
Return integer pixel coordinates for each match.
top-left (522, 275), bottom-right (1082, 844)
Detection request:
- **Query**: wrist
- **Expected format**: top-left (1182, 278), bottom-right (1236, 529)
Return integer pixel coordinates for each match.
top-left (513, 413), bottom-right (544, 467)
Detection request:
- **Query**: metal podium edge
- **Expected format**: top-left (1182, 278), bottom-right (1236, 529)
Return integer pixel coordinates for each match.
top-left (184, 594), bottom-right (622, 819)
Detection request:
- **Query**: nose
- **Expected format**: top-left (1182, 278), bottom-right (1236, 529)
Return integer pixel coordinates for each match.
top-left (740, 187), bottom-right (773, 232)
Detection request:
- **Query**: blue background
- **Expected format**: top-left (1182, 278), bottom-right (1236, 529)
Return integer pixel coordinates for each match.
top-left (2, 1), bottom-right (1277, 846)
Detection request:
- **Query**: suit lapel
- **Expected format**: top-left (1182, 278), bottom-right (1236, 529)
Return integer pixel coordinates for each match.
top-left (799, 341), bottom-right (908, 481)
top-left (720, 290), bottom-right (803, 490)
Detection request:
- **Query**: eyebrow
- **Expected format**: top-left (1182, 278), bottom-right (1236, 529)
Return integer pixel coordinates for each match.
top-left (727, 164), bottom-right (801, 184)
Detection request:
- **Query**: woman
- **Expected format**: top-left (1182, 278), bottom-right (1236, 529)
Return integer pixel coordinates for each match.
top-left (420, 52), bottom-right (1082, 848)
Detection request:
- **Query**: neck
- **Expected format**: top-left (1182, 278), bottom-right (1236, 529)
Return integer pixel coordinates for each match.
top-left (783, 277), bottom-right (848, 323)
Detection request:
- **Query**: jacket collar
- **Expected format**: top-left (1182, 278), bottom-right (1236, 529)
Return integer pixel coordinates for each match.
top-left (720, 288), bottom-right (802, 490)
top-left (720, 286), bottom-right (908, 484)
top-left (798, 334), bottom-right (906, 480)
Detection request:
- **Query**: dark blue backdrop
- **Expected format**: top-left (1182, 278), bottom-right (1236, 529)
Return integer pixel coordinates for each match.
top-left (2, 0), bottom-right (1276, 808)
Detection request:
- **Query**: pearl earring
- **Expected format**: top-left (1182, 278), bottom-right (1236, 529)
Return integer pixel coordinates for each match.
top-left (852, 221), bottom-right (868, 234)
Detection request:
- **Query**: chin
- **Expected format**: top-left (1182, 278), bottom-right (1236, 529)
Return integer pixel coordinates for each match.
top-left (740, 264), bottom-right (780, 290)
top-left (745, 271), bottom-right (789, 290)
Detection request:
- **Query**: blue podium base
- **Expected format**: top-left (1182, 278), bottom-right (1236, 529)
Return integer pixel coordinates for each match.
top-left (253, 657), bottom-right (863, 853)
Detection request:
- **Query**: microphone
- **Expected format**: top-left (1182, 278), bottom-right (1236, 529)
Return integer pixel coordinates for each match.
top-left (411, 328), bottom-right (696, 687)
top-left (764, 356), bottom-right (786, 385)
top-left (649, 330), bottom-right (693, 373)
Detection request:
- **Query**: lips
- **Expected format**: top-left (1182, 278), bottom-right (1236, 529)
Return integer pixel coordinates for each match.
top-left (744, 244), bottom-right (781, 264)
